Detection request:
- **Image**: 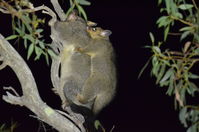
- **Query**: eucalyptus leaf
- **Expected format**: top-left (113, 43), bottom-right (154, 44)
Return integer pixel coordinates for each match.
top-left (164, 26), bottom-right (170, 41)
top-left (158, 0), bottom-right (162, 5)
top-left (188, 82), bottom-right (198, 96)
top-left (76, 0), bottom-right (91, 5)
top-left (24, 38), bottom-right (27, 49)
top-left (180, 31), bottom-right (190, 41)
top-left (157, 16), bottom-right (170, 28)
top-left (160, 68), bottom-right (173, 83)
top-left (180, 26), bottom-right (193, 32)
top-left (34, 46), bottom-right (42, 60)
top-left (153, 46), bottom-right (161, 53)
top-left (156, 63), bottom-right (166, 84)
top-left (66, 5), bottom-right (75, 17)
top-left (149, 32), bottom-right (155, 44)
top-left (47, 49), bottom-right (57, 58)
top-left (166, 73), bottom-right (174, 96)
top-left (5, 35), bottom-right (18, 41)
top-left (45, 53), bottom-right (49, 65)
top-left (179, 107), bottom-right (188, 127)
top-left (179, 4), bottom-right (193, 10)
top-left (175, 12), bottom-right (183, 19)
top-left (187, 124), bottom-right (197, 132)
top-left (27, 43), bottom-right (34, 60)
top-left (23, 34), bottom-right (34, 43)
top-left (77, 5), bottom-right (87, 20)
top-left (15, 27), bottom-right (22, 35)
top-left (188, 73), bottom-right (199, 79)
top-left (152, 56), bottom-right (160, 77)
top-left (38, 40), bottom-right (45, 49)
top-left (0, 124), bottom-right (5, 129)
top-left (165, 0), bottom-right (171, 13)
top-left (36, 29), bottom-right (43, 33)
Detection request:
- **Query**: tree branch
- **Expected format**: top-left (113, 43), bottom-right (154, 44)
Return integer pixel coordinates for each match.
top-left (0, 34), bottom-right (85, 132)
top-left (50, 0), bottom-right (67, 21)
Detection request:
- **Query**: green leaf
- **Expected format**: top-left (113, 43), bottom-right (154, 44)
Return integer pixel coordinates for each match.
top-left (158, 0), bottom-right (162, 5)
top-left (47, 49), bottom-right (57, 58)
top-left (34, 46), bottom-right (43, 60)
top-left (76, 0), bottom-right (91, 5)
top-left (170, 1), bottom-right (178, 15)
top-left (175, 12), bottom-right (183, 19)
top-left (38, 40), bottom-right (45, 49)
top-left (180, 31), bottom-right (190, 41)
top-left (188, 73), bottom-right (199, 79)
top-left (165, 0), bottom-right (171, 13)
top-left (166, 73), bottom-right (174, 96)
top-left (187, 82), bottom-right (198, 96)
top-left (157, 16), bottom-right (170, 28)
top-left (179, 26), bottom-right (193, 32)
top-left (156, 63), bottom-right (166, 84)
top-left (22, 20), bottom-right (32, 33)
top-left (153, 46), bottom-right (161, 53)
top-left (194, 48), bottom-right (199, 54)
top-left (69, 0), bottom-right (73, 6)
top-left (94, 120), bottom-right (105, 131)
top-left (194, 33), bottom-right (199, 42)
top-left (152, 56), bottom-right (160, 77)
top-left (149, 32), bottom-right (155, 44)
top-left (22, 22), bottom-right (25, 33)
top-left (179, 4), bottom-right (193, 10)
top-left (45, 53), bottom-right (49, 65)
top-left (94, 120), bottom-right (101, 129)
top-left (27, 43), bottom-right (34, 60)
top-left (66, 5), bottom-right (75, 17)
top-left (179, 107), bottom-right (188, 127)
top-left (164, 26), bottom-right (170, 41)
top-left (23, 34), bottom-right (34, 43)
top-left (77, 5), bottom-right (87, 20)
top-left (15, 27), bottom-right (22, 35)
top-left (0, 124), bottom-right (5, 129)
top-left (160, 68), bottom-right (173, 83)
top-left (187, 124), bottom-right (197, 132)
top-left (157, 16), bottom-right (167, 24)
top-left (36, 29), bottom-right (43, 33)
top-left (6, 35), bottom-right (18, 41)
top-left (24, 38), bottom-right (27, 49)
top-left (160, 80), bottom-right (170, 87)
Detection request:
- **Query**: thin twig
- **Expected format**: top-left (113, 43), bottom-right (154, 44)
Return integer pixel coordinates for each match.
top-left (50, 0), bottom-right (67, 21)
top-left (192, 0), bottom-right (198, 10)
top-left (3, 86), bottom-right (20, 97)
top-left (170, 15), bottom-right (195, 27)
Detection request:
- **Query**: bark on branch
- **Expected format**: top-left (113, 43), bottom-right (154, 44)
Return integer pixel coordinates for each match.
top-left (0, 34), bottom-right (83, 132)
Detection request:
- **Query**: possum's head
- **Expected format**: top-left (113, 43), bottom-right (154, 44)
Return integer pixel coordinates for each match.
top-left (87, 27), bottom-right (112, 40)
top-left (53, 11), bottom-right (89, 44)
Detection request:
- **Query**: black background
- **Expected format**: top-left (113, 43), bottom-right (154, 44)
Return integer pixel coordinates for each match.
top-left (0, 0), bottom-right (186, 132)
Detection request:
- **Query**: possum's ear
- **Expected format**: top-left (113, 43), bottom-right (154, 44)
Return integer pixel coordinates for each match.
top-left (100, 30), bottom-right (112, 37)
top-left (87, 21), bottom-right (97, 27)
top-left (67, 10), bottom-right (78, 21)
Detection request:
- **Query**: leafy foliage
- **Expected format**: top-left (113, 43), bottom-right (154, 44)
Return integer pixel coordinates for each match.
top-left (66, 0), bottom-right (91, 20)
top-left (142, 0), bottom-right (199, 132)
top-left (0, 0), bottom-right (91, 64)
top-left (0, 122), bottom-right (17, 132)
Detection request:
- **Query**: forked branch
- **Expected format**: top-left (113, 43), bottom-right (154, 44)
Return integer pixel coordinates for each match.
top-left (0, 34), bottom-right (84, 132)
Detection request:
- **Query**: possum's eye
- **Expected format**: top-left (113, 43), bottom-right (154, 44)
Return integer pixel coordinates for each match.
top-left (92, 27), bottom-right (97, 32)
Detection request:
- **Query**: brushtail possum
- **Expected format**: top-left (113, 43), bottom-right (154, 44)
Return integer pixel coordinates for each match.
top-left (76, 26), bottom-right (116, 114)
top-left (50, 11), bottom-right (116, 116)
top-left (50, 11), bottom-right (92, 110)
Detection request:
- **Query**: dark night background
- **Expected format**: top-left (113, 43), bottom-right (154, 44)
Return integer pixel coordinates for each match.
top-left (0, 0), bottom-right (186, 132)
